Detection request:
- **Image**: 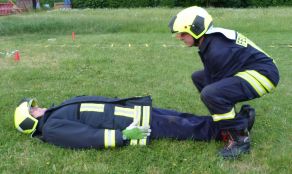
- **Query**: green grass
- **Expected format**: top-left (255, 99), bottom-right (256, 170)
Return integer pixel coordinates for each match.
top-left (0, 7), bottom-right (292, 173)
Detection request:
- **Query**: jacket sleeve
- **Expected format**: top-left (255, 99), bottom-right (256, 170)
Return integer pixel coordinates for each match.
top-left (42, 118), bottom-right (125, 149)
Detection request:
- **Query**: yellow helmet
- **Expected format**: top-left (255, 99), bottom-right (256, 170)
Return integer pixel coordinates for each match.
top-left (14, 98), bottom-right (38, 134)
top-left (168, 6), bottom-right (213, 39)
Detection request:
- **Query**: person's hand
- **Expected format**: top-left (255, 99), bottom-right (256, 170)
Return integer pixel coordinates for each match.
top-left (122, 119), bottom-right (151, 140)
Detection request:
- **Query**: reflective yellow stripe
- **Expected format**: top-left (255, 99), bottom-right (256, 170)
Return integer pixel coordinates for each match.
top-left (237, 32), bottom-right (271, 57)
top-left (130, 106), bottom-right (141, 146)
top-left (134, 106), bottom-right (141, 124)
top-left (130, 140), bottom-right (138, 145)
top-left (212, 108), bottom-right (235, 122)
top-left (235, 72), bottom-right (266, 96)
top-left (104, 129), bottom-right (108, 148)
top-left (245, 70), bottom-right (275, 92)
top-left (120, 105), bottom-right (150, 146)
top-left (247, 38), bottom-right (270, 57)
top-left (140, 139), bottom-right (147, 145)
top-left (142, 106), bottom-right (150, 127)
top-left (139, 106), bottom-right (151, 146)
top-left (104, 129), bottom-right (115, 148)
top-left (111, 130), bottom-right (115, 148)
top-left (247, 38), bottom-right (276, 64)
top-left (80, 103), bottom-right (104, 112)
top-left (114, 106), bottom-right (135, 118)
top-left (236, 33), bottom-right (247, 47)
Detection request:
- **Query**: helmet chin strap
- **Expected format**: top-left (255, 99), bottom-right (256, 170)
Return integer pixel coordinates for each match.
top-left (192, 37), bottom-right (200, 47)
top-left (193, 38), bottom-right (199, 47)
top-left (192, 36), bottom-right (204, 47)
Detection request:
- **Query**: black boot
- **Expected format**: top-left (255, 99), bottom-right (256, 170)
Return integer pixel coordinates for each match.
top-left (239, 104), bottom-right (256, 131)
top-left (219, 129), bottom-right (251, 159)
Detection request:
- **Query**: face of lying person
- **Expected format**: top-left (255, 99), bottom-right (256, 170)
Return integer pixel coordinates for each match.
top-left (30, 107), bottom-right (47, 118)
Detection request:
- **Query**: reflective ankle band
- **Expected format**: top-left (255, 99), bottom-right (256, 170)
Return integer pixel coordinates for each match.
top-left (212, 108), bottom-right (236, 122)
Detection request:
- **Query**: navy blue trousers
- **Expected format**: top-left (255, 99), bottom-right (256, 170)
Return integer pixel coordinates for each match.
top-left (192, 70), bottom-right (259, 113)
top-left (150, 107), bottom-right (249, 141)
top-left (191, 70), bottom-right (258, 130)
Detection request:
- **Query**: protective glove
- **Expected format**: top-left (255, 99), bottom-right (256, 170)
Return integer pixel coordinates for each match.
top-left (122, 119), bottom-right (151, 140)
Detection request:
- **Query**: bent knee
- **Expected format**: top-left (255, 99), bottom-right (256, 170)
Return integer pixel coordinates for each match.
top-left (191, 71), bottom-right (202, 82)
top-left (200, 85), bottom-right (218, 102)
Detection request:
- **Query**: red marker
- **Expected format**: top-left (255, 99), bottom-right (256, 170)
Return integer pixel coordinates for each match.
top-left (72, 32), bottom-right (75, 41)
top-left (14, 51), bottom-right (20, 62)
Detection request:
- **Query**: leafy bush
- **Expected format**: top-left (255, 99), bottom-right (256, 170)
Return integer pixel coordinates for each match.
top-left (0, 0), bottom-right (15, 2)
top-left (37, 0), bottom-right (292, 8)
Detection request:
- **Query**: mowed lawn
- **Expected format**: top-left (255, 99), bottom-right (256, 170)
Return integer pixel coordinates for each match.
top-left (0, 7), bottom-right (291, 173)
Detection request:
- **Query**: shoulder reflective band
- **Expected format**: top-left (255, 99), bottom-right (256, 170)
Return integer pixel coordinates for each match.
top-left (236, 33), bottom-right (248, 47)
top-left (212, 108), bottom-right (235, 122)
top-left (236, 32), bottom-right (272, 59)
top-left (235, 70), bottom-right (275, 96)
top-left (80, 103), bottom-right (104, 112)
top-left (104, 129), bottom-right (116, 148)
top-left (246, 37), bottom-right (270, 57)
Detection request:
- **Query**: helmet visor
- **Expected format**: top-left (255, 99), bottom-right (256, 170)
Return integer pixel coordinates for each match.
top-left (168, 15), bottom-right (177, 33)
top-left (28, 98), bottom-right (38, 111)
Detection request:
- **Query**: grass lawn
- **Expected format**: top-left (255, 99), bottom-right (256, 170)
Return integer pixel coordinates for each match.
top-left (0, 7), bottom-right (291, 173)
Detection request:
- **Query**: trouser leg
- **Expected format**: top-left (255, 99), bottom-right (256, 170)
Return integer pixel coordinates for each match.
top-left (191, 70), bottom-right (207, 92)
top-left (200, 76), bottom-right (258, 130)
top-left (150, 107), bottom-right (220, 141)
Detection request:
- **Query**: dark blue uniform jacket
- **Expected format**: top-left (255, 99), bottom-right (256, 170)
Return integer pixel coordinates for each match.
top-left (199, 32), bottom-right (279, 85)
top-left (34, 96), bottom-right (152, 149)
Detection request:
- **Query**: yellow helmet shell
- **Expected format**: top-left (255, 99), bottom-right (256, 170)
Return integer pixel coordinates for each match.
top-left (14, 98), bottom-right (38, 134)
top-left (169, 6), bottom-right (213, 39)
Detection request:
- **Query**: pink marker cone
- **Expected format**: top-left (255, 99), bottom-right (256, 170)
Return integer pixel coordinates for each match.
top-left (72, 32), bottom-right (75, 41)
top-left (14, 51), bottom-right (20, 62)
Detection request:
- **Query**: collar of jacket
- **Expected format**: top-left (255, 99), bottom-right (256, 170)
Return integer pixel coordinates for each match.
top-left (198, 34), bottom-right (212, 53)
top-left (31, 116), bottom-right (45, 138)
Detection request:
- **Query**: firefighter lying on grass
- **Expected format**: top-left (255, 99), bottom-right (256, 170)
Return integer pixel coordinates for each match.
top-left (14, 95), bottom-right (255, 158)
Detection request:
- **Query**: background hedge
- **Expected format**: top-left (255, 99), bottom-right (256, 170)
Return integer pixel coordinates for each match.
top-left (3, 0), bottom-right (290, 8)
top-left (68, 0), bottom-right (292, 8)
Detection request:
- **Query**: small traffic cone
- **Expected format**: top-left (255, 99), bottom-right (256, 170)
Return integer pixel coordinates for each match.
top-left (72, 32), bottom-right (75, 41)
top-left (14, 51), bottom-right (20, 62)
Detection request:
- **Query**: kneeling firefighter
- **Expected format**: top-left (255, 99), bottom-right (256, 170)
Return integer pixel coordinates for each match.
top-left (168, 6), bottom-right (279, 158)
top-left (14, 95), bottom-right (254, 155)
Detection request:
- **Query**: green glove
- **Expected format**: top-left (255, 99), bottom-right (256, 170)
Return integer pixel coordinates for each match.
top-left (122, 119), bottom-right (151, 140)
